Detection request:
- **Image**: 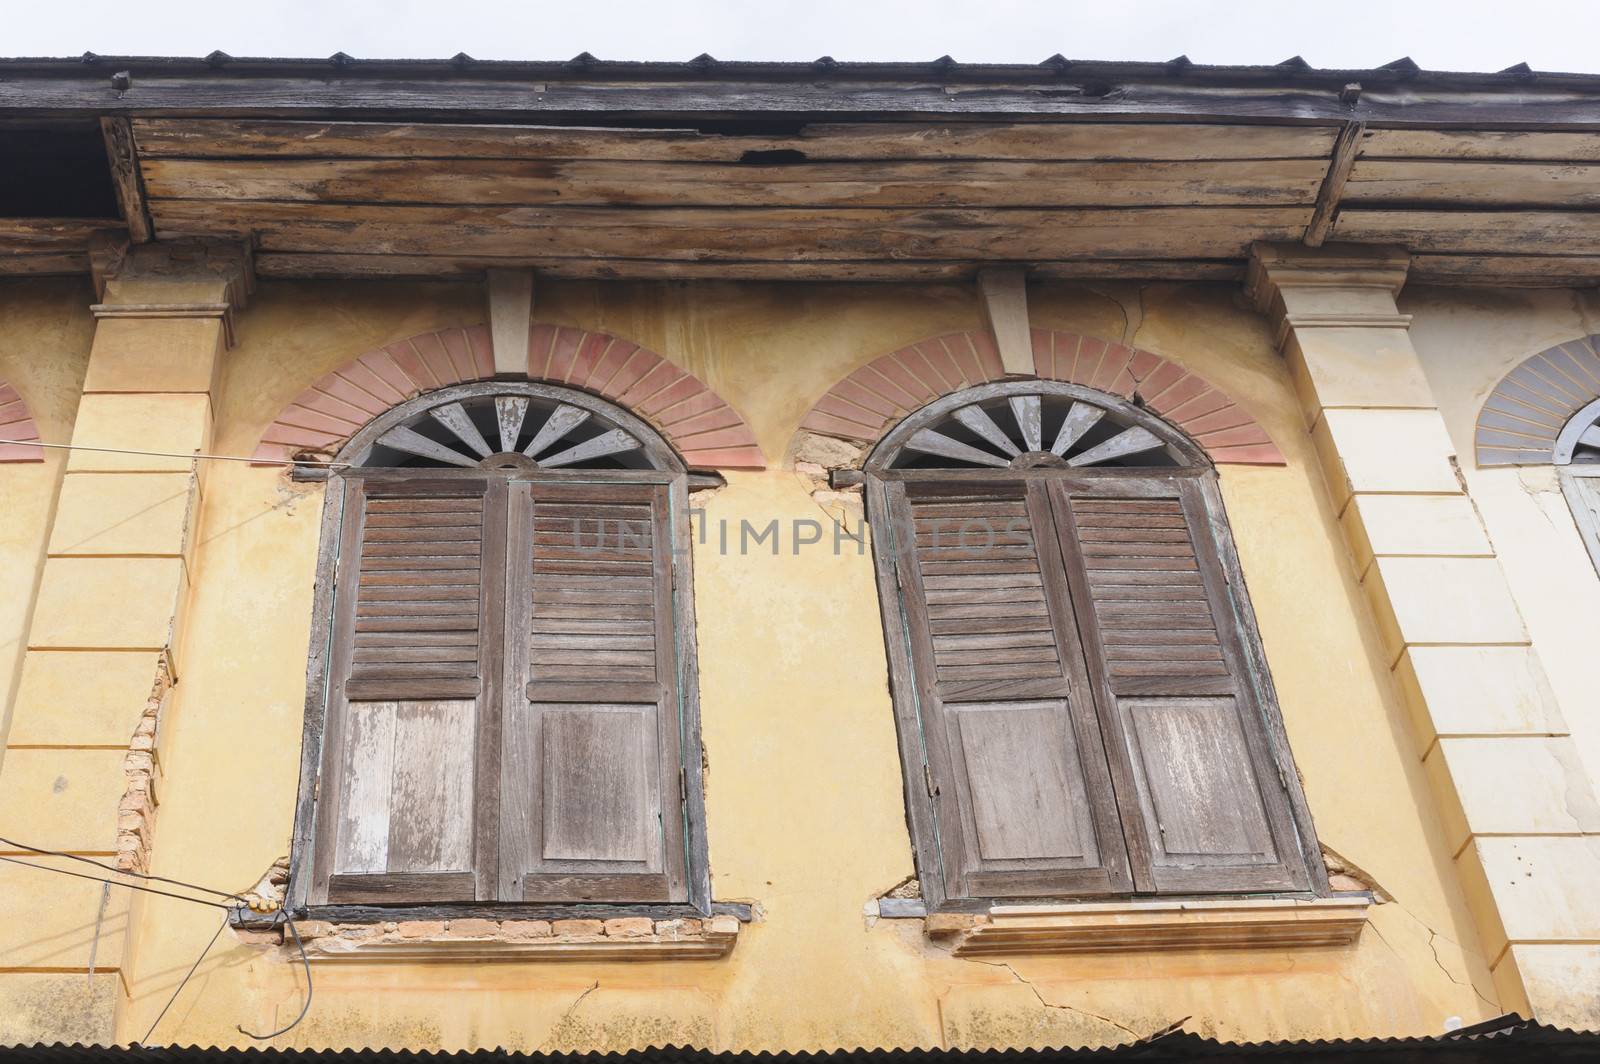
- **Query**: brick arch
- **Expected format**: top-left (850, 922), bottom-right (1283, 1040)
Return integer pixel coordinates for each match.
top-left (797, 329), bottom-right (1284, 465)
top-left (0, 379), bottom-right (44, 462)
top-left (252, 324), bottom-right (765, 469)
top-left (1475, 334), bottom-right (1600, 466)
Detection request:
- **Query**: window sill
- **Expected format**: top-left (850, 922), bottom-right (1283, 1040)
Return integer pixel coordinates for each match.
top-left (918, 896), bottom-right (1371, 957)
top-left (234, 913), bottom-right (742, 963)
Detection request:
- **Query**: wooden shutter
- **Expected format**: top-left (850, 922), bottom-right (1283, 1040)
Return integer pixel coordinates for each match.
top-left (884, 480), bottom-right (1132, 899)
top-left (498, 480), bottom-right (688, 902)
top-left (312, 476), bottom-right (506, 904)
top-left (1048, 476), bottom-right (1310, 893)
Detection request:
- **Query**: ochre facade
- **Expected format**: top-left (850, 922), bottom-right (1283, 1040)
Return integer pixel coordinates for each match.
top-left (6, 261), bottom-right (1597, 1048)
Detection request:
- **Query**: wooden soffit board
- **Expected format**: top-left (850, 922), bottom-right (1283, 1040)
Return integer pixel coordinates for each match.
top-left (19, 114), bottom-right (1600, 285)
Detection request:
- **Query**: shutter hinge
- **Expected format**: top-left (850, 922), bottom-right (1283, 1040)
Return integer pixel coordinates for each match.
top-left (1278, 762), bottom-right (1292, 793)
top-left (922, 763), bottom-right (939, 798)
top-left (679, 765), bottom-right (687, 802)
top-left (312, 774), bottom-right (321, 802)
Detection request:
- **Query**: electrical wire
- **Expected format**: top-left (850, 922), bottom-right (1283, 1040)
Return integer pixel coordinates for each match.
top-left (0, 437), bottom-right (350, 469)
top-left (238, 916), bottom-right (313, 1041)
top-left (0, 855), bottom-right (232, 910)
top-left (0, 836), bottom-right (314, 1040)
top-left (141, 911), bottom-right (230, 1045)
top-left (0, 834), bottom-right (252, 904)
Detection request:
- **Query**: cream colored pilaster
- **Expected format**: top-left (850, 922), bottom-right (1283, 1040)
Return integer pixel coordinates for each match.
top-left (1249, 243), bottom-right (1600, 1028)
top-left (0, 241), bottom-right (250, 1043)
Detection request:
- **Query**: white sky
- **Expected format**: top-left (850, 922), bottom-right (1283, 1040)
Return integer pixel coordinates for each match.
top-left (6, 0), bottom-right (1600, 73)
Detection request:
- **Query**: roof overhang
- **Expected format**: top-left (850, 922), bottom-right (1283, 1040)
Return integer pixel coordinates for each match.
top-left (6, 55), bottom-right (1600, 287)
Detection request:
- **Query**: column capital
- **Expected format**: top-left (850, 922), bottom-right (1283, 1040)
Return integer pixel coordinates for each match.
top-left (91, 239), bottom-right (255, 345)
top-left (1246, 243), bottom-right (1413, 350)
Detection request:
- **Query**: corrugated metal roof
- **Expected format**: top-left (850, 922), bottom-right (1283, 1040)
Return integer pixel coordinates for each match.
top-left (2, 1017), bottom-right (1598, 1063)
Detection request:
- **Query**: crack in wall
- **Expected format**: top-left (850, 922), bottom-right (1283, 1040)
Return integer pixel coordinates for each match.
top-left (1368, 904), bottom-right (1499, 1013)
top-left (966, 957), bottom-right (1141, 1042)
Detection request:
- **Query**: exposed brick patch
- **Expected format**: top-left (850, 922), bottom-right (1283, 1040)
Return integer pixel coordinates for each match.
top-left (796, 329), bottom-right (1285, 468)
top-left (252, 324), bottom-right (765, 471)
top-left (115, 658), bottom-right (170, 874)
top-left (0, 379), bottom-right (45, 462)
top-left (239, 915), bottom-right (740, 960)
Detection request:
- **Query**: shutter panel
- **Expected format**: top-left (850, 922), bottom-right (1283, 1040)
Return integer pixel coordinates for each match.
top-left (1049, 476), bottom-right (1310, 893)
top-left (313, 477), bottom-right (505, 904)
top-left (499, 480), bottom-right (688, 902)
top-left (885, 480), bottom-right (1131, 899)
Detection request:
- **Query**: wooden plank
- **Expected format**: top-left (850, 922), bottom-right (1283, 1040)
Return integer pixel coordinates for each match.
top-left (1362, 128), bottom-right (1600, 161)
top-left (251, 253), bottom-right (1245, 282)
top-left (541, 705), bottom-right (655, 862)
top-left (141, 156), bottom-right (1326, 208)
top-left (1411, 254), bottom-right (1600, 287)
top-left (0, 217), bottom-right (127, 251)
top-left (1333, 209), bottom-right (1600, 254)
top-left (388, 700), bottom-right (476, 873)
top-left (100, 116), bottom-right (153, 242)
top-left (131, 117), bottom-right (1340, 162)
top-left (150, 200), bottom-right (1312, 261)
top-left (1303, 121), bottom-right (1362, 247)
top-left (0, 252), bottom-right (90, 276)
top-left (1346, 159), bottom-right (1600, 207)
top-left (334, 701), bottom-right (396, 875)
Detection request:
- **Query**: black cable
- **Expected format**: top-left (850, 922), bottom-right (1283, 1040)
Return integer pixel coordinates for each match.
top-left (0, 834), bottom-right (252, 904)
top-left (0, 855), bottom-right (231, 909)
top-left (238, 917), bottom-right (313, 1041)
top-left (140, 911), bottom-right (230, 1045)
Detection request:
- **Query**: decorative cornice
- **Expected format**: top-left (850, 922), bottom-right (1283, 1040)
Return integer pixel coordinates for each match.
top-left (90, 301), bottom-right (237, 345)
top-left (935, 896), bottom-right (1370, 956)
top-left (95, 239), bottom-right (254, 332)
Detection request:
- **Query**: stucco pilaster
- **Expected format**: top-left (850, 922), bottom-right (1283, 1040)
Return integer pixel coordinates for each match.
top-left (0, 240), bottom-right (250, 1042)
top-left (1249, 242), bottom-right (1600, 1027)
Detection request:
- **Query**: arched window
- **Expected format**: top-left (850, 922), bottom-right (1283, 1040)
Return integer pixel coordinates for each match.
top-left (289, 382), bottom-right (708, 911)
top-left (863, 381), bottom-right (1320, 907)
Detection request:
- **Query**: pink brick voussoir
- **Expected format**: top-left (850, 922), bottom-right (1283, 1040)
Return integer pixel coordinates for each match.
top-left (252, 324), bottom-right (765, 470)
top-left (797, 329), bottom-right (1284, 466)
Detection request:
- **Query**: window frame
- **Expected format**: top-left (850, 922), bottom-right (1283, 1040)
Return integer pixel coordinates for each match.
top-left (863, 380), bottom-right (1327, 913)
top-left (284, 382), bottom-right (712, 921)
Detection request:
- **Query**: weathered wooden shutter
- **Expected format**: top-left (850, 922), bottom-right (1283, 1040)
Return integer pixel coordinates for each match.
top-left (499, 481), bottom-right (688, 902)
top-left (884, 480), bottom-right (1132, 899)
top-left (313, 476), bottom-right (506, 904)
top-left (1049, 476), bottom-right (1310, 893)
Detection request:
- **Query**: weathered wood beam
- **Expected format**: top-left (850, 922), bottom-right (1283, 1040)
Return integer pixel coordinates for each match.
top-left (977, 266), bottom-right (1034, 375)
top-left (486, 267), bottom-right (534, 375)
top-left (99, 116), bottom-right (154, 243)
top-left (152, 201), bottom-right (1311, 260)
top-left (8, 77), bottom-right (1600, 129)
top-left (131, 118), bottom-right (1339, 162)
top-left (1303, 121), bottom-right (1363, 247)
top-left (140, 156), bottom-right (1327, 210)
top-left (252, 253), bottom-right (1245, 283)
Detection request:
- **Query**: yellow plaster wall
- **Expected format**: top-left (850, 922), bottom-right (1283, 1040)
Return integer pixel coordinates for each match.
top-left (1403, 287), bottom-right (1600, 794)
top-left (6, 278), bottom-right (1505, 1050)
top-left (0, 278), bottom-right (94, 760)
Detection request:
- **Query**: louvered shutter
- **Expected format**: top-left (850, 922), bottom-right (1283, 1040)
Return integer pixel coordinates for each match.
top-left (1048, 476), bottom-right (1310, 893)
top-left (884, 480), bottom-right (1132, 899)
top-left (313, 477), bottom-right (505, 904)
top-left (498, 480), bottom-right (688, 902)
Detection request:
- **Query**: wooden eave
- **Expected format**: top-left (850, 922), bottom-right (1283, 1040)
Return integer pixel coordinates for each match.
top-left (6, 55), bottom-right (1600, 286)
